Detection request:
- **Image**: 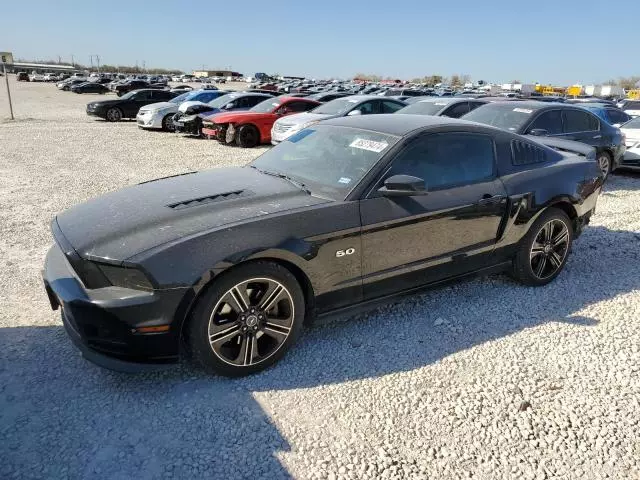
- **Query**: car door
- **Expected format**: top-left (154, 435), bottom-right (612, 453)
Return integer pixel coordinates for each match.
top-left (359, 131), bottom-right (508, 299)
top-left (380, 100), bottom-right (405, 113)
top-left (561, 109), bottom-right (602, 147)
top-left (125, 90), bottom-right (152, 117)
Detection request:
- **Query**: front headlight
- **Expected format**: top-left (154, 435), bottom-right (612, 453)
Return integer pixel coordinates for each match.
top-left (97, 264), bottom-right (154, 290)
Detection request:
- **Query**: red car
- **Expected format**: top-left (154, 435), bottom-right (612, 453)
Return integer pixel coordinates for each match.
top-left (201, 96), bottom-right (321, 147)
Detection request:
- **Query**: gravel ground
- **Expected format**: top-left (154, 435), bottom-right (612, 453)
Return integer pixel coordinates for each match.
top-left (1, 80), bottom-right (640, 480)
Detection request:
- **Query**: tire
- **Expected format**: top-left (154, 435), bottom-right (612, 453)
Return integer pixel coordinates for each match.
top-left (511, 208), bottom-right (573, 286)
top-left (162, 113), bottom-right (175, 132)
top-left (596, 151), bottom-right (612, 180)
top-left (105, 107), bottom-right (122, 122)
top-left (186, 261), bottom-right (305, 377)
top-left (235, 124), bottom-right (260, 148)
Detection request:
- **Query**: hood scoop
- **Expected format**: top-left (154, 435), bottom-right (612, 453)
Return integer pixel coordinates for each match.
top-left (167, 190), bottom-right (251, 210)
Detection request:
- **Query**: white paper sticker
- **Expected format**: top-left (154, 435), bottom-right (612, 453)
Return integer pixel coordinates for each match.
top-left (349, 138), bottom-right (389, 153)
top-left (338, 177), bottom-right (352, 184)
top-left (272, 103), bottom-right (280, 107)
top-left (347, 99), bottom-right (359, 103)
top-left (434, 102), bottom-right (448, 106)
top-left (513, 108), bottom-right (533, 114)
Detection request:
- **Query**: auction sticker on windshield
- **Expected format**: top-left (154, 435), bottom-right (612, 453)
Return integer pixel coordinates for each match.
top-left (349, 138), bottom-right (389, 153)
top-left (513, 108), bottom-right (533, 114)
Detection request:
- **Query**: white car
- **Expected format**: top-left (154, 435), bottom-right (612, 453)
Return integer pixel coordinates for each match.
top-left (136, 89), bottom-right (224, 131)
top-left (619, 100), bottom-right (640, 118)
top-left (29, 73), bottom-right (45, 82)
top-left (620, 117), bottom-right (640, 169)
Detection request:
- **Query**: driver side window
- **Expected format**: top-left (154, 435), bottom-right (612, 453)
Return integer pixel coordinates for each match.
top-left (386, 133), bottom-right (496, 190)
top-left (528, 110), bottom-right (562, 134)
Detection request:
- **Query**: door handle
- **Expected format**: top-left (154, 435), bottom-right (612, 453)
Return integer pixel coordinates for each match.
top-left (592, 135), bottom-right (602, 139)
top-left (478, 194), bottom-right (505, 205)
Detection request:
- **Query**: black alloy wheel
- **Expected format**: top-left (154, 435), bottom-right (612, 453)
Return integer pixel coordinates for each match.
top-left (236, 125), bottom-right (259, 148)
top-left (511, 208), bottom-right (573, 286)
top-left (187, 262), bottom-right (304, 376)
top-left (162, 114), bottom-right (175, 132)
top-left (105, 107), bottom-right (122, 122)
top-left (597, 152), bottom-right (612, 180)
top-left (529, 219), bottom-right (570, 280)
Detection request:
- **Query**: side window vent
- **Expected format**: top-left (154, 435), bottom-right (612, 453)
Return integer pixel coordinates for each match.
top-left (511, 140), bottom-right (548, 166)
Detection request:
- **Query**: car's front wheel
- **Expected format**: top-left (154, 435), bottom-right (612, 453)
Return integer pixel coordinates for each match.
top-left (236, 124), bottom-right (260, 148)
top-left (187, 262), bottom-right (305, 376)
top-left (511, 208), bottom-right (573, 286)
top-left (105, 107), bottom-right (122, 122)
top-left (162, 113), bottom-right (175, 132)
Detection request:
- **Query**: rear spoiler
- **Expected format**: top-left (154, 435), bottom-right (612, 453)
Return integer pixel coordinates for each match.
top-left (524, 135), bottom-right (596, 159)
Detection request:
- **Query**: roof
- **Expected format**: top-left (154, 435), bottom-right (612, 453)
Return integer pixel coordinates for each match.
top-left (410, 97), bottom-right (468, 105)
top-left (322, 114), bottom-right (467, 136)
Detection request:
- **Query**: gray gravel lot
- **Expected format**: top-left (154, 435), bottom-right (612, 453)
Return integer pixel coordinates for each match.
top-left (1, 81), bottom-right (640, 479)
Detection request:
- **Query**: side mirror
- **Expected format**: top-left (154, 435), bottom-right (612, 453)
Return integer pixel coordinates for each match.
top-left (347, 109), bottom-right (362, 116)
top-left (528, 128), bottom-right (549, 136)
top-left (378, 175), bottom-right (427, 197)
top-left (613, 123), bottom-right (621, 128)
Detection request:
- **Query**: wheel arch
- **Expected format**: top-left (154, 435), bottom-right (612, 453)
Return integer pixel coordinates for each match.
top-left (546, 200), bottom-right (578, 231)
top-left (237, 122), bottom-right (262, 143)
top-left (177, 256), bottom-right (316, 346)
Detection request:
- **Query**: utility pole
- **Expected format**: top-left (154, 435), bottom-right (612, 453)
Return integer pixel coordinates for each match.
top-left (142, 60), bottom-right (146, 73)
top-left (95, 55), bottom-right (100, 73)
top-left (2, 61), bottom-right (14, 120)
top-left (71, 54), bottom-right (74, 67)
top-left (89, 55), bottom-right (93, 70)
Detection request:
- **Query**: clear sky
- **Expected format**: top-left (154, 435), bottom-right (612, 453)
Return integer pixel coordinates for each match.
top-left (2, 0), bottom-right (638, 85)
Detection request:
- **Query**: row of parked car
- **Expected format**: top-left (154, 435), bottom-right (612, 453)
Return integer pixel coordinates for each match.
top-left (68, 80), bottom-right (640, 179)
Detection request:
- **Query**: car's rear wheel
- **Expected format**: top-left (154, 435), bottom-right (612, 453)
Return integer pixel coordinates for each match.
top-left (597, 151), bottom-right (612, 180)
top-left (187, 262), bottom-right (305, 376)
top-left (105, 107), bottom-right (122, 122)
top-left (162, 113), bottom-right (175, 132)
top-left (236, 124), bottom-right (260, 148)
top-left (511, 208), bottom-right (573, 286)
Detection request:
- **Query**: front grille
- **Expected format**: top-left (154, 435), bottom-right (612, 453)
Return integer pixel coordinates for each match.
top-left (167, 190), bottom-right (251, 210)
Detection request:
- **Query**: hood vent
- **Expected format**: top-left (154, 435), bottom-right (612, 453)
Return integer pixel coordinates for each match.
top-left (167, 190), bottom-right (250, 210)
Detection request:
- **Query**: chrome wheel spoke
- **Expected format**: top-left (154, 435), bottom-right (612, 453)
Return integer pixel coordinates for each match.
top-left (530, 243), bottom-right (545, 259)
top-left (535, 256), bottom-right (547, 277)
top-left (548, 251), bottom-right (563, 269)
top-left (263, 321), bottom-right (291, 340)
top-left (209, 324), bottom-right (240, 345)
top-left (229, 285), bottom-right (250, 312)
top-left (552, 229), bottom-right (569, 247)
top-left (236, 334), bottom-right (258, 366)
top-left (259, 282), bottom-right (286, 312)
top-left (543, 223), bottom-right (553, 243)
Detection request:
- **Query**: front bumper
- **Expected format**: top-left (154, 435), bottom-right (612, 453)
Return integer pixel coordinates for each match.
top-left (43, 244), bottom-right (187, 371)
top-left (271, 126), bottom-right (297, 144)
top-left (173, 114), bottom-right (200, 135)
top-left (136, 110), bottom-right (164, 129)
top-left (86, 106), bottom-right (106, 118)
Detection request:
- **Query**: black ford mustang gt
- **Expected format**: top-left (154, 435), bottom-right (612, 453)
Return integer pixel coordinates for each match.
top-left (43, 115), bottom-right (603, 376)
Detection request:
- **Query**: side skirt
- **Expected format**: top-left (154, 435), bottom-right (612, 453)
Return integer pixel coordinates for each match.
top-left (312, 261), bottom-right (513, 326)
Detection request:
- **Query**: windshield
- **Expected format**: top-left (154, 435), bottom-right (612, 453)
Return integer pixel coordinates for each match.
top-left (396, 100), bottom-right (451, 115)
top-left (170, 92), bottom-right (191, 104)
top-left (312, 97), bottom-right (361, 115)
top-left (251, 125), bottom-right (399, 200)
top-left (250, 98), bottom-right (282, 113)
top-left (463, 103), bottom-right (535, 131)
top-left (119, 90), bottom-right (139, 100)
top-left (207, 93), bottom-right (238, 107)
top-left (622, 116), bottom-right (640, 129)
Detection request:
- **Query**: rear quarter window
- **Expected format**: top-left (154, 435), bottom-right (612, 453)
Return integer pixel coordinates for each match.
top-left (511, 140), bottom-right (550, 166)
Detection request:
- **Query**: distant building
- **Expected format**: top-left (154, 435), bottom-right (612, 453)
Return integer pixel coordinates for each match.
top-left (192, 70), bottom-right (242, 78)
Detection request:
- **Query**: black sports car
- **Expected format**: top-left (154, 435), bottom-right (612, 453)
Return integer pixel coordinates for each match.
top-left (86, 89), bottom-right (179, 121)
top-left (71, 82), bottom-right (110, 94)
top-left (43, 115), bottom-right (602, 376)
top-left (462, 101), bottom-right (626, 179)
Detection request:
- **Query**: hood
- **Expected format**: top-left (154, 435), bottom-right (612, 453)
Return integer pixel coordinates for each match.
top-left (212, 111), bottom-right (272, 124)
top-left (621, 127), bottom-right (640, 141)
top-left (178, 101), bottom-right (208, 113)
top-left (275, 112), bottom-right (332, 127)
top-left (139, 101), bottom-right (175, 112)
top-left (89, 98), bottom-right (124, 108)
top-left (55, 167), bottom-right (329, 262)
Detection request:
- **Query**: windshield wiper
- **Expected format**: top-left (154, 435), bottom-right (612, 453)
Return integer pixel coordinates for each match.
top-left (251, 166), bottom-right (312, 195)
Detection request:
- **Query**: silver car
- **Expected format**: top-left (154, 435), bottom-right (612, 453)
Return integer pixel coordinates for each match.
top-left (270, 95), bottom-right (406, 144)
top-left (136, 90), bottom-right (224, 131)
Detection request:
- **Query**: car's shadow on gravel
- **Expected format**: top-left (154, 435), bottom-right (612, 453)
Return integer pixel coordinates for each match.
top-left (1, 226), bottom-right (638, 479)
top-left (0, 328), bottom-right (293, 479)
